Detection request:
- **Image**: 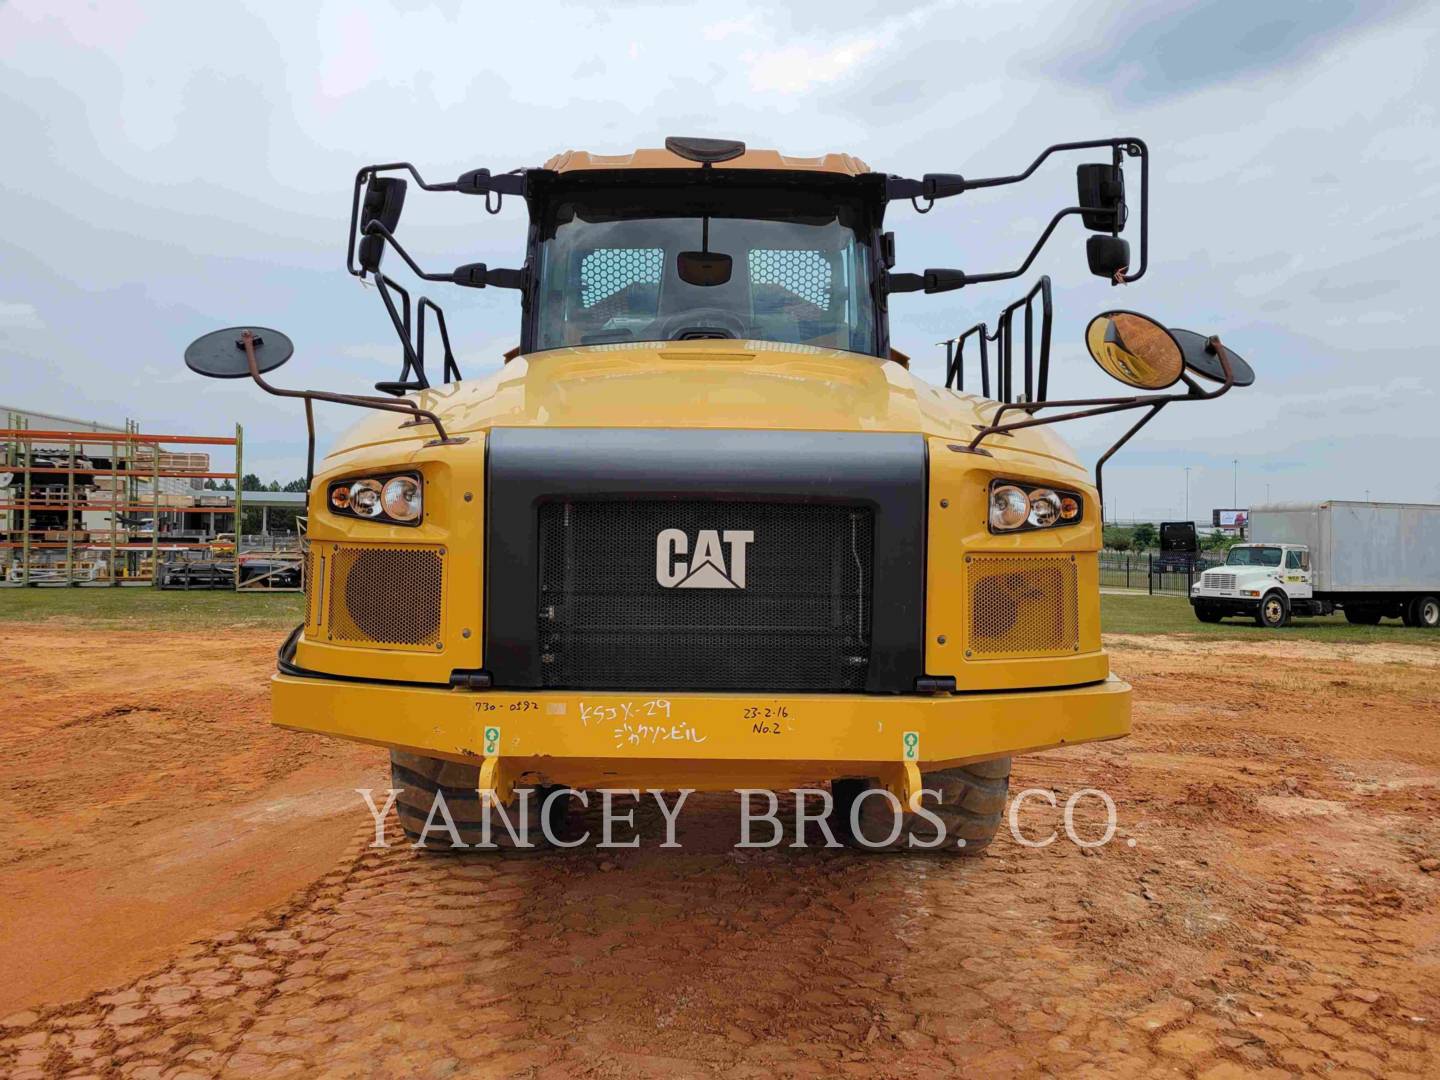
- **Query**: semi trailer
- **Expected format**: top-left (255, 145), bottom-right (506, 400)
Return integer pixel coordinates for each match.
top-left (1190, 501), bottom-right (1440, 628)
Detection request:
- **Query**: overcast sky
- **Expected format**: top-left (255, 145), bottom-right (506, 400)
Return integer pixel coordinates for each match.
top-left (2, 0), bottom-right (1436, 520)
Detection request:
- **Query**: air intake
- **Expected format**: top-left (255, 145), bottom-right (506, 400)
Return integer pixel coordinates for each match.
top-left (322, 544), bottom-right (445, 650)
top-left (967, 554), bottom-right (1079, 658)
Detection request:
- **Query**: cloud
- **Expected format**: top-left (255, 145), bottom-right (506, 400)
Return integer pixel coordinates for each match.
top-left (0, 301), bottom-right (44, 330)
top-left (742, 37), bottom-right (884, 95)
top-left (1038, 0), bottom-right (1427, 104)
top-left (1310, 278), bottom-right (1402, 303)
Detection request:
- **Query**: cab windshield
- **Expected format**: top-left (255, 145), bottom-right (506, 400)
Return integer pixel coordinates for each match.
top-left (532, 183), bottom-right (879, 355)
top-left (1225, 546), bottom-right (1282, 567)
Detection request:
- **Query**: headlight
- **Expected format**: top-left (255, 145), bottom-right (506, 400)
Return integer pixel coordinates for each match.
top-left (990, 485), bottom-right (1030, 530)
top-left (382, 476), bottom-right (422, 522)
top-left (327, 471), bottom-right (423, 526)
top-left (1027, 488), bottom-right (1062, 527)
top-left (350, 479), bottom-right (384, 518)
top-left (988, 478), bottom-right (1085, 534)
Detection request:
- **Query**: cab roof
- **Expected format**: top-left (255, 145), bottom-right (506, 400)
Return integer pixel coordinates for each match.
top-left (542, 146), bottom-right (872, 177)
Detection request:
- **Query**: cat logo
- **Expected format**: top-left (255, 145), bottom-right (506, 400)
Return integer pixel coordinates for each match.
top-left (656, 528), bottom-right (754, 589)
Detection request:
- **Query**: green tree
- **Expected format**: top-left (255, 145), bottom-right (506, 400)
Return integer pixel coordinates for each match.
top-left (1131, 523), bottom-right (1158, 550)
top-left (1102, 526), bottom-right (1132, 552)
top-left (1200, 529), bottom-right (1230, 552)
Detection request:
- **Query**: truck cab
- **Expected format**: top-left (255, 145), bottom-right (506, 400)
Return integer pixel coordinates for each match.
top-left (1192, 542), bottom-right (1313, 626)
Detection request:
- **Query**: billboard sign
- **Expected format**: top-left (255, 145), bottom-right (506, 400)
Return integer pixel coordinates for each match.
top-left (1213, 508), bottom-right (1248, 529)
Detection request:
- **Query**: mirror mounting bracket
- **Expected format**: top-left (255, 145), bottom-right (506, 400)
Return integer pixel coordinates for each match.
top-left (884, 137), bottom-right (1149, 286)
top-left (957, 336), bottom-right (1237, 517)
top-left (232, 331), bottom-right (466, 487)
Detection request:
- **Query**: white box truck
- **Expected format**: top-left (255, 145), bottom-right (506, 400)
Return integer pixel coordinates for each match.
top-left (1190, 501), bottom-right (1440, 628)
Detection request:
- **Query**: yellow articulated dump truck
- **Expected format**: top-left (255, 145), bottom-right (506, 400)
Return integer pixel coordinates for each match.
top-left (186, 136), bottom-right (1249, 852)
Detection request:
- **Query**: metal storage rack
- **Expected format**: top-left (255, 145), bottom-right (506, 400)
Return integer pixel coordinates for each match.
top-left (0, 419), bottom-right (244, 587)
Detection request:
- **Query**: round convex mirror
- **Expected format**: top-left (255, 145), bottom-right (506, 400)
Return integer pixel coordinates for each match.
top-left (184, 327), bottom-right (294, 379)
top-left (1084, 311), bottom-right (1184, 390)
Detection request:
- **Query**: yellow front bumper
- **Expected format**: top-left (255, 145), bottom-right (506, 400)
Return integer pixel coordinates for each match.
top-left (272, 673), bottom-right (1131, 791)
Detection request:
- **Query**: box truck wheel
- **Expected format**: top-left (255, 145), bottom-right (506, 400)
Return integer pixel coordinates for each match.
top-left (1256, 590), bottom-right (1290, 628)
top-left (389, 751), bottom-right (569, 851)
top-left (1410, 595), bottom-right (1440, 629)
top-left (832, 757), bottom-right (1011, 855)
top-left (1344, 605), bottom-right (1383, 625)
top-left (1193, 604), bottom-right (1223, 623)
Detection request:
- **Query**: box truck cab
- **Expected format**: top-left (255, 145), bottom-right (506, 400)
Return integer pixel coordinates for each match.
top-left (1191, 543), bottom-right (1312, 626)
top-left (1191, 501), bottom-right (1440, 628)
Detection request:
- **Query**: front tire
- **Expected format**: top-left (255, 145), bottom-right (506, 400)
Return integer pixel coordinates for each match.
top-left (390, 751), bottom-right (568, 851)
top-left (833, 757), bottom-right (1011, 855)
top-left (1256, 590), bottom-right (1290, 628)
top-left (1193, 604), bottom-right (1223, 623)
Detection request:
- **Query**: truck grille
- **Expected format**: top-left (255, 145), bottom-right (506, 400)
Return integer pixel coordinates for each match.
top-left (1207, 573), bottom-right (1236, 591)
top-left (536, 500), bottom-right (873, 690)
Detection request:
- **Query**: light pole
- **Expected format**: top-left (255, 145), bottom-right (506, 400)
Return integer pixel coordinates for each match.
top-left (1184, 466), bottom-right (1191, 522)
top-left (1232, 459), bottom-right (1238, 507)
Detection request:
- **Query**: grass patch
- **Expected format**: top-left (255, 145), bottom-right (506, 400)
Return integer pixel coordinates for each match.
top-left (1101, 592), bottom-right (1438, 645)
top-left (2, 584), bottom-right (1433, 645)
top-left (0, 587), bottom-right (304, 630)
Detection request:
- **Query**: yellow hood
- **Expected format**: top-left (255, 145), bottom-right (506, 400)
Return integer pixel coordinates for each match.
top-left (325, 341), bottom-right (1088, 476)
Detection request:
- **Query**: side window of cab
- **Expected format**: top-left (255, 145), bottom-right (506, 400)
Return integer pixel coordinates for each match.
top-left (1285, 549), bottom-right (1307, 570)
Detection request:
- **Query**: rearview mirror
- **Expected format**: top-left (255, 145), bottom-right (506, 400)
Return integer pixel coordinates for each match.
top-left (677, 250), bottom-right (733, 287)
top-left (357, 176), bottom-right (408, 273)
top-left (1076, 163), bottom-right (1125, 232)
top-left (1087, 235), bottom-right (1131, 279)
top-left (1084, 311), bottom-right (1182, 390)
top-left (184, 326), bottom-right (294, 379)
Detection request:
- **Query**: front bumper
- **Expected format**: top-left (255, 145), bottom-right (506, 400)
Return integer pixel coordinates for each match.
top-left (272, 670), bottom-right (1131, 792)
top-left (1190, 590), bottom-right (1260, 609)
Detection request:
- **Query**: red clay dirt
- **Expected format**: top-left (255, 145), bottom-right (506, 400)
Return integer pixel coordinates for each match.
top-left (2, 623), bottom-right (1438, 1078)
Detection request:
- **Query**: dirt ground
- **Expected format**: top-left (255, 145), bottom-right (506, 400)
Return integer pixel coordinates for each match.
top-left (1, 624), bottom-right (1438, 1078)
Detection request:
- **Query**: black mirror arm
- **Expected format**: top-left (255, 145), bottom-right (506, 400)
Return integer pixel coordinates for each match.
top-left (887, 137), bottom-right (1149, 283)
top-left (239, 332), bottom-right (464, 453)
top-left (965, 206), bottom-right (1089, 286)
top-left (890, 205), bottom-right (1092, 297)
top-left (962, 335), bottom-right (1235, 454)
top-left (346, 162), bottom-right (530, 275)
top-left (360, 222), bottom-right (526, 292)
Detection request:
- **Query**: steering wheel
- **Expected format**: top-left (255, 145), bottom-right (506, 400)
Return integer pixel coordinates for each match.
top-left (654, 308), bottom-right (749, 341)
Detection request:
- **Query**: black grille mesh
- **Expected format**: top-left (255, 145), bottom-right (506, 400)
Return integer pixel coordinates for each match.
top-left (537, 500), bottom-right (873, 690)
